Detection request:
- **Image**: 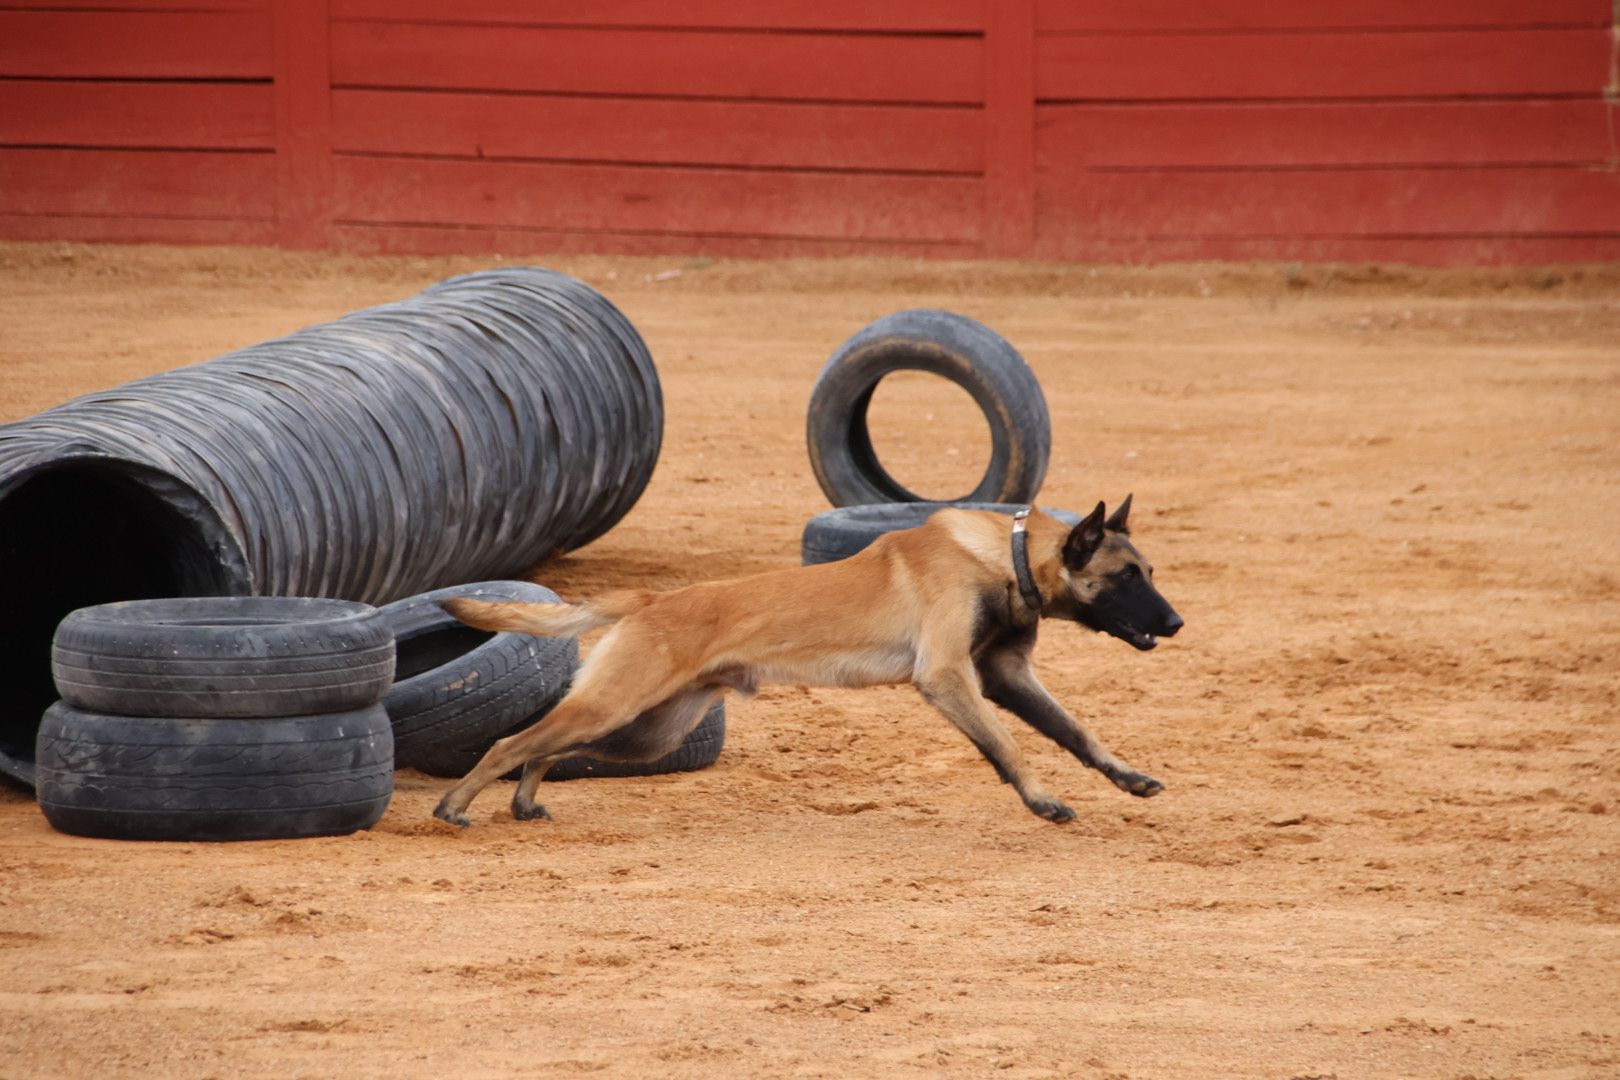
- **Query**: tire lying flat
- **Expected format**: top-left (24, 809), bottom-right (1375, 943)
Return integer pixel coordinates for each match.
top-left (51, 597), bottom-right (395, 719)
top-left (806, 309), bottom-right (1051, 508)
top-left (419, 699), bottom-right (729, 782)
top-left (801, 502), bottom-right (1083, 566)
top-left (544, 700), bottom-right (725, 781)
top-left (35, 702), bottom-right (393, 841)
top-left (378, 581), bottom-right (578, 774)
top-left (381, 580), bottom-right (729, 782)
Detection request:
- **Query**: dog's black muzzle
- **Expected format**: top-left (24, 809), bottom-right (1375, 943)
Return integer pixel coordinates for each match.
top-left (1079, 585), bottom-right (1183, 652)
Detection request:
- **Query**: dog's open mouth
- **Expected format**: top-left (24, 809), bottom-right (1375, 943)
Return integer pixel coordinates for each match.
top-left (1109, 625), bottom-right (1158, 651)
top-left (1078, 607), bottom-right (1162, 652)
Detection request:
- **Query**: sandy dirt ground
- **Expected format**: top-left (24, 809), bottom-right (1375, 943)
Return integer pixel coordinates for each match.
top-left (0, 243), bottom-right (1617, 1080)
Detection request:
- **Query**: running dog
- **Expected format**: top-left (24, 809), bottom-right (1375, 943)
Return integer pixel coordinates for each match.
top-left (434, 496), bottom-right (1183, 828)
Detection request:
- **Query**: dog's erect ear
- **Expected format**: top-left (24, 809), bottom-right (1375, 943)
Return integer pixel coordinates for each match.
top-left (1063, 501), bottom-right (1107, 569)
top-left (1105, 493), bottom-right (1133, 535)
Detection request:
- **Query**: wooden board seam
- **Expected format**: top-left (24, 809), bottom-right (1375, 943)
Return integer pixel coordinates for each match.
top-left (332, 149), bottom-right (979, 178)
top-left (330, 218), bottom-right (976, 245)
top-left (1036, 93), bottom-right (1607, 105)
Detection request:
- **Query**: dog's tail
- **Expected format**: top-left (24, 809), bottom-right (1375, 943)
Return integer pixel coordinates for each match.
top-left (441, 590), bottom-right (651, 640)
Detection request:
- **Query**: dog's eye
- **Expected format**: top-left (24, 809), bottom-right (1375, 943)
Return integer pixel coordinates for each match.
top-left (1121, 564), bottom-right (1140, 580)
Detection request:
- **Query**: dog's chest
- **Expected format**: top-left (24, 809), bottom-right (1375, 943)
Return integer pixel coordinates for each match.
top-left (971, 586), bottom-right (1036, 658)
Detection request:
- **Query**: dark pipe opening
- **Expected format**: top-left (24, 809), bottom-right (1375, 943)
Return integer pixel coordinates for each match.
top-left (0, 458), bottom-right (248, 784)
top-left (395, 625), bottom-right (497, 682)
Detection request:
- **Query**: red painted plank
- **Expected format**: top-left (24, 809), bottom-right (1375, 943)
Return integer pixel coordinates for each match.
top-left (0, 213), bottom-right (277, 247)
top-left (1036, 29), bottom-right (1611, 100)
top-left (272, 0), bottom-right (333, 248)
top-left (0, 81), bottom-right (273, 149)
top-left (0, 11), bottom-right (272, 78)
top-left (1036, 100), bottom-right (1616, 168)
top-left (1029, 233), bottom-right (1620, 265)
top-left (332, 0), bottom-right (981, 31)
top-left (0, 149), bottom-right (275, 218)
top-left (332, 90), bottom-right (982, 173)
top-left (331, 22), bottom-right (982, 103)
top-left (330, 156), bottom-right (983, 242)
top-left (1037, 0), bottom-right (1612, 32)
top-left (983, 0), bottom-right (1035, 256)
top-left (1035, 168), bottom-right (1620, 239)
top-left (334, 223), bottom-right (1620, 265)
top-left (1, 2), bottom-right (263, 10)
top-left (331, 223), bottom-right (981, 259)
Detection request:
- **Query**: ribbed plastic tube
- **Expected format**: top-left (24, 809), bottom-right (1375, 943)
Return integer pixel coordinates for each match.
top-left (0, 267), bottom-right (662, 784)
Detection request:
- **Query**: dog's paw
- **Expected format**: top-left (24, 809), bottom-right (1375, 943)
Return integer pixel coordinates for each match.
top-left (432, 802), bottom-right (472, 829)
top-left (1026, 797), bottom-right (1076, 823)
top-left (1114, 772), bottom-right (1164, 798)
top-left (511, 801), bottom-right (552, 822)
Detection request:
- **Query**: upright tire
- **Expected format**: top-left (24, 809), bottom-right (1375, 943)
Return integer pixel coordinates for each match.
top-left (35, 703), bottom-right (394, 842)
top-left (807, 310), bottom-right (1051, 507)
top-left (801, 502), bottom-right (1083, 566)
top-left (51, 597), bottom-right (394, 719)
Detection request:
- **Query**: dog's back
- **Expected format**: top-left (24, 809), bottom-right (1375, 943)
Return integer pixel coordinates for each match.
top-left (446, 506), bottom-right (1060, 647)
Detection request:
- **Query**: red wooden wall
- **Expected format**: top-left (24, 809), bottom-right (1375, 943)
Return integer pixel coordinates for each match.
top-left (2, 1), bottom-right (1616, 264)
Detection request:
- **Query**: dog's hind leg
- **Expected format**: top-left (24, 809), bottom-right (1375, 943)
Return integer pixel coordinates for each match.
top-left (433, 627), bottom-right (693, 827)
top-left (978, 648), bottom-right (1163, 798)
top-left (915, 661), bottom-right (1074, 823)
top-left (509, 756), bottom-right (559, 821)
top-left (433, 696), bottom-right (623, 827)
top-left (508, 685), bottom-right (723, 821)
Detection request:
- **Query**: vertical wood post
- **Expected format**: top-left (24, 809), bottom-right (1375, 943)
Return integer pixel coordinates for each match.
top-left (1608, 2), bottom-right (1619, 167)
top-left (272, 0), bottom-right (332, 249)
top-left (983, 0), bottom-right (1036, 258)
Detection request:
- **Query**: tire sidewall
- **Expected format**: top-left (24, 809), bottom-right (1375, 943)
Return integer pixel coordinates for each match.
top-left (378, 580), bottom-right (578, 766)
top-left (380, 580), bottom-right (571, 704)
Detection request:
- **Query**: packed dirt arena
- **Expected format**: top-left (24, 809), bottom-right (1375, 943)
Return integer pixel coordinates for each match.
top-left (0, 242), bottom-right (1616, 1079)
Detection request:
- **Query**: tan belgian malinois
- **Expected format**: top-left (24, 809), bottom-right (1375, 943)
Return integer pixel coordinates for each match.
top-left (433, 496), bottom-right (1182, 828)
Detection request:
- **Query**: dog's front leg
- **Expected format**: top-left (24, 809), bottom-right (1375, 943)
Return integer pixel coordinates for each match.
top-left (915, 663), bottom-right (1074, 823)
top-left (978, 649), bottom-right (1163, 798)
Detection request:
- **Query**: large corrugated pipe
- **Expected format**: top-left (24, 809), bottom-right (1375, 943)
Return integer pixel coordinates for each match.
top-left (0, 268), bottom-right (662, 786)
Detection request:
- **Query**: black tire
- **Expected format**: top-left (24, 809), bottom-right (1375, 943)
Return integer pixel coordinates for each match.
top-left (547, 699), bottom-right (726, 781)
top-left (51, 597), bottom-right (394, 719)
top-left (35, 702), bottom-right (393, 842)
top-left (379, 581), bottom-right (578, 772)
top-left (801, 502), bottom-right (1083, 566)
top-left (806, 309), bottom-right (1051, 507)
top-left (418, 699), bottom-right (729, 782)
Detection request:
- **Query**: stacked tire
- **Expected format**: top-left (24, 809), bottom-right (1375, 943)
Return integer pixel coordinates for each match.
top-left (37, 598), bottom-right (396, 841)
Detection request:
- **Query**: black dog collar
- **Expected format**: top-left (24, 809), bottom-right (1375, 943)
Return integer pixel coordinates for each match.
top-left (1010, 508), bottom-right (1045, 615)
